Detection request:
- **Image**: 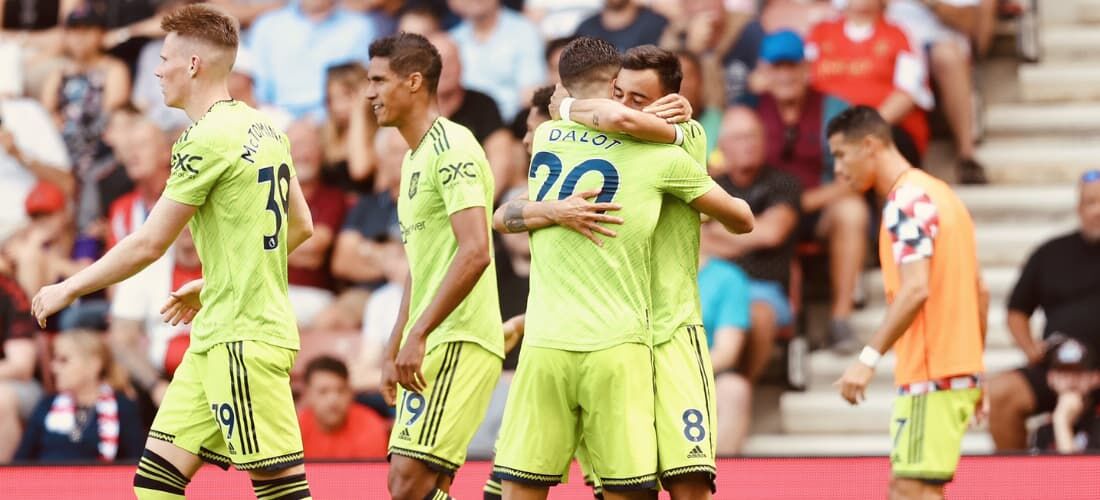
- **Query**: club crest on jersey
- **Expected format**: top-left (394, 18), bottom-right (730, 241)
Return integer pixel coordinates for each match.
top-left (409, 172), bottom-right (420, 199)
top-left (439, 162), bottom-right (476, 185)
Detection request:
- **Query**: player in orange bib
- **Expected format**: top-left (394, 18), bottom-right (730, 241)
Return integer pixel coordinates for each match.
top-left (828, 106), bottom-right (988, 500)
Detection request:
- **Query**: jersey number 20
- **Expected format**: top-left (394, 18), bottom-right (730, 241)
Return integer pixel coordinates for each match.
top-left (258, 164), bottom-right (291, 250)
top-left (529, 151), bottom-right (620, 202)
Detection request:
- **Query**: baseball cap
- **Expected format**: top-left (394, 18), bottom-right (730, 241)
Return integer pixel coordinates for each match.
top-left (64, 7), bottom-right (107, 29)
top-left (1047, 337), bottom-right (1096, 371)
top-left (760, 30), bottom-right (805, 64)
top-left (25, 181), bottom-right (67, 216)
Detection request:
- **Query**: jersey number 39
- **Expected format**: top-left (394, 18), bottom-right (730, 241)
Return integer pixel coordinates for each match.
top-left (258, 164), bottom-right (291, 250)
top-left (529, 151), bottom-right (620, 203)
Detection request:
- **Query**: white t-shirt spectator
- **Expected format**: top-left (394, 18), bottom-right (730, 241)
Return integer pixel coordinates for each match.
top-left (110, 253), bottom-right (192, 372)
top-left (0, 98), bottom-right (71, 242)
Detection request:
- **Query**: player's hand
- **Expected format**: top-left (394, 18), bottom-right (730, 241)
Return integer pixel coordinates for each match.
top-left (394, 333), bottom-right (428, 393)
top-left (835, 362), bottom-right (874, 405)
top-left (381, 360), bottom-right (399, 406)
top-left (549, 189), bottom-right (623, 246)
top-left (31, 282), bottom-right (78, 328)
top-left (970, 387), bottom-right (990, 428)
top-left (549, 84), bottom-right (569, 120)
top-left (643, 94), bottom-right (693, 124)
top-left (503, 314), bottom-right (525, 354)
top-left (160, 278), bottom-right (203, 326)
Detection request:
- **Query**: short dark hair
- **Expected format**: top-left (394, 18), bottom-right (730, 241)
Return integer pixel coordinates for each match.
top-left (161, 4), bottom-right (239, 49)
top-left (825, 105), bottom-right (894, 145)
top-left (531, 85), bottom-right (554, 118)
top-left (558, 37), bottom-right (621, 93)
top-left (545, 36), bottom-right (576, 64)
top-left (369, 32), bottom-right (443, 94)
top-left (621, 45), bottom-right (682, 95)
top-left (304, 355), bottom-right (349, 384)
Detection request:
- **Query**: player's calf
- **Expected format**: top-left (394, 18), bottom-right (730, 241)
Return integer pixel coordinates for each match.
top-left (664, 472), bottom-right (714, 500)
top-left (133, 449), bottom-right (193, 499)
top-left (389, 455), bottom-right (448, 500)
top-left (249, 465), bottom-right (311, 500)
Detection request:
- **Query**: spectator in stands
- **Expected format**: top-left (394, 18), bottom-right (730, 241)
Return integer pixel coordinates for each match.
top-left (703, 106), bottom-right (801, 384)
top-left (298, 356), bottom-right (389, 459)
top-left (989, 172), bottom-right (1100, 451)
top-left (0, 259), bottom-right (39, 462)
top-left (430, 33), bottom-right (516, 201)
top-left (0, 0), bottom-right (73, 97)
top-left (249, 0), bottom-right (375, 118)
top-left (885, 0), bottom-right (988, 184)
top-left (805, 0), bottom-right (931, 167)
top-left (754, 30), bottom-right (867, 353)
top-left (523, 0), bottom-right (598, 40)
top-left (698, 237), bottom-right (753, 455)
top-left (317, 128), bottom-right (406, 331)
top-left (5, 182), bottom-right (79, 297)
top-left (573, 0), bottom-right (668, 52)
top-left (286, 119), bottom-right (348, 329)
top-left (397, 3), bottom-right (443, 35)
top-left (343, 0), bottom-right (403, 38)
top-left (449, 0), bottom-right (546, 122)
top-left (675, 50), bottom-right (723, 163)
top-left (320, 62), bottom-right (376, 194)
top-left (1036, 338), bottom-right (1100, 453)
top-left (108, 229), bottom-right (200, 407)
top-left (226, 48), bottom-right (293, 132)
top-left (659, 0), bottom-right (765, 108)
top-left (41, 7), bottom-right (130, 235)
top-left (105, 120), bottom-right (169, 249)
top-left (0, 93), bottom-right (73, 242)
top-left (760, 0), bottom-right (837, 35)
top-left (15, 330), bottom-right (144, 463)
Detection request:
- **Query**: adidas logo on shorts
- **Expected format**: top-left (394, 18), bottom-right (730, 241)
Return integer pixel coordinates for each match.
top-left (687, 445), bottom-right (707, 459)
top-left (399, 428), bottom-right (411, 441)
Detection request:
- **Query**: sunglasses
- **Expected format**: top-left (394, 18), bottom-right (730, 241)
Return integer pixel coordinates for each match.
top-left (1083, 170), bottom-right (1100, 184)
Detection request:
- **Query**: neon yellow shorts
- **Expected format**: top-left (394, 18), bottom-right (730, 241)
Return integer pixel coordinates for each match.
top-left (388, 341), bottom-right (502, 474)
top-left (150, 341), bottom-right (303, 472)
top-left (891, 387), bottom-right (981, 482)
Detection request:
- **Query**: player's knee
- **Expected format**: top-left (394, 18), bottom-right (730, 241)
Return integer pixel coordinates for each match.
top-left (388, 464), bottom-right (432, 500)
top-left (133, 449), bottom-right (192, 499)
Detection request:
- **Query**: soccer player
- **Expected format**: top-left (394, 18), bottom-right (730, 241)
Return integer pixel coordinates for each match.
top-left (32, 5), bottom-right (315, 499)
top-left (493, 46), bottom-right (720, 500)
top-left (492, 37), bottom-right (752, 500)
top-left (364, 33), bottom-right (504, 500)
top-left (830, 106), bottom-right (988, 500)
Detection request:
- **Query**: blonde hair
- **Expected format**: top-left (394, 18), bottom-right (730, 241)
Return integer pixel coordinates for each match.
top-left (56, 330), bottom-right (130, 392)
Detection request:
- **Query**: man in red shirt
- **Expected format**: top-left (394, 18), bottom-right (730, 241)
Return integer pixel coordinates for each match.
top-left (805, 0), bottom-right (931, 168)
top-left (298, 356), bottom-right (390, 459)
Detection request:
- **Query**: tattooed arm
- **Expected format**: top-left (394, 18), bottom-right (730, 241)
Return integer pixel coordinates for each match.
top-left (492, 190), bottom-right (625, 246)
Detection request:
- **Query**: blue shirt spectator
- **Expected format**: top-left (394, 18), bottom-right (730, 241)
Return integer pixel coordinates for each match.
top-left (450, 6), bottom-right (546, 122)
top-left (698, 258), bottom-right (751, 348)
top-left (573, 1), bottom-right (667, 53)
top-left (249, 2), bottom-right (375, 119)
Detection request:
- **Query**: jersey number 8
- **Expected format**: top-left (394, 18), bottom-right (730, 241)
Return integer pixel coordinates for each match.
top-left (258, 164), bottom-right (291, 250)
top-left (529, 151), bottom-right (620, 203)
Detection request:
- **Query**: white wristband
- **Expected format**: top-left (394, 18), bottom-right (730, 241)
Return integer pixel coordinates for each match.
top-left (673, 123), bottom-right (684, 146)
top-left (560, 97), bottom-right (575, 122)
top-left (858, 346), bottom-right (882, 368)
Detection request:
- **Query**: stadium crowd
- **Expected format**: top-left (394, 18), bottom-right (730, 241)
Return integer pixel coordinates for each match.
top-left (0, 0), bottom-right (1096, 466)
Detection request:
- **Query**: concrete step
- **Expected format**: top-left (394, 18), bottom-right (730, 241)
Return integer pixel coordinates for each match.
top-left (1040, 0), bottom-right (1100, 25)
top-left (1041, 27), bottom-right (1100, 60)
top-left (1019, 64), bottom-right (1100, 101)
top-left (974, 138), bottom-right (1100, 184)
top-left (741, 432), bottom-right (993, 456)
top-left (849, 303), bottom-right (1044, 351)
top-left (863, 266), bottom-right (1020, 308)
top-left (956, 185), bottom-right (1076, 221)
top-left (805, 348), bottom-right (1027, 392)
top-left (985, 103), bottom-right (1100, 137)
top-left (780, 384), bottom-right (1001, 435)
top-left (975, 221), bottom-right (1074, 267)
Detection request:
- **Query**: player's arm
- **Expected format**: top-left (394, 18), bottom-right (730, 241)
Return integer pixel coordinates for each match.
top-left (689, 187), bottom-right (755, 235)
top-left (394, 207), bottom-right (491, 392)
top-left (32, 198), bottom-right (196, 326)
top-left (493, 190), bottom-right (623, 245)
top-left (551, 90), bottom-right (688, 145)
top-left (285, 175), bottom-right (314, 255)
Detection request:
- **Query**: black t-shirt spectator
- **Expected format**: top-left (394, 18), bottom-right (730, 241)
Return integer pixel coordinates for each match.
top-left (1008, 232), bottom-right (1100, 352)
top-left (573, 7), bottom-right (668, 52)
top-left (494, 235), bottom-right (528, 371)
top-left (2, 0), bottom-right (59, 30)
top-left (715, 167), bottom-right (802, 288)
top-left (0, 274), bottom-right (36, 360)
top-left (343, 191), bottom-right (399, 243)
top-left (451, 89), bottom-right (506, 144)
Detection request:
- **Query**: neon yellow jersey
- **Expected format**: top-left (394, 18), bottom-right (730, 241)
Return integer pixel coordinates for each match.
top-left (163, 100), bottom-right (298, 352)
top-left (650, 120), bottom-right (708, 345)
top-left (524, 121), bottom-right (717, 351)
top-left (397, 117), bottom-right (504, 359)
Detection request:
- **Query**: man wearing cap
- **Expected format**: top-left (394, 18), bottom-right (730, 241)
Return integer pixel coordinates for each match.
top-left (1041, 338), bottom-right (1100, 453)
top-left (989, 170), bottom-right (1100, 451)
top-left (754, 30), bottom-right (866, 354)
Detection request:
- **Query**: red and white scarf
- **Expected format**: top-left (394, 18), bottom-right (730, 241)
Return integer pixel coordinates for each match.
top-left (44, 384), bottom-right (119, 461)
